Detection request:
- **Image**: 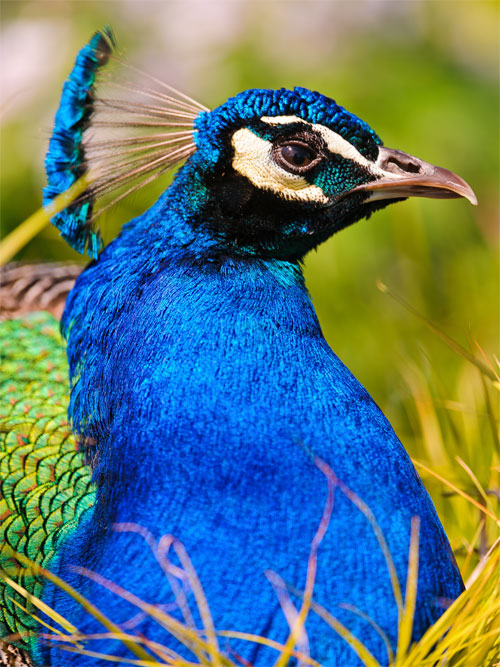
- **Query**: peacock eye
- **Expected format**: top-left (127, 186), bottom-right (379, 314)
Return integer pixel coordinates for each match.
top-left (274, 141), bottom-right (318, 174)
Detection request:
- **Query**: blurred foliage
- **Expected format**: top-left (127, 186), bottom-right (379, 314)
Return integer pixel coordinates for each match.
top-left (1, 0), bottom-right (499, 572)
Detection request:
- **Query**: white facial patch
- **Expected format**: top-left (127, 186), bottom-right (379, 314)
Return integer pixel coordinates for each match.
top-left (262, 115), bottom-right (389, 178)
top-left (231, 128), bottom-right (328, 204)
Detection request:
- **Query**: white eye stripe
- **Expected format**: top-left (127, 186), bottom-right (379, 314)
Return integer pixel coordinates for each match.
top-left (232, 128), bottom-right (328, 204)
top-left (261, 115), bottom-right (385, 176)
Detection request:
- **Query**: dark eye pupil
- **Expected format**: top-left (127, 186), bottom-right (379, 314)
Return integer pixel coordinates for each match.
top-left (281, 144), bottom-right (313, 168)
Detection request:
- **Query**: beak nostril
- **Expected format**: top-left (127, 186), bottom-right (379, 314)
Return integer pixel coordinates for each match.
top-left (368, 147), bottom-right (477, 204)
top-left (386, 156), bottom-right (422, 174)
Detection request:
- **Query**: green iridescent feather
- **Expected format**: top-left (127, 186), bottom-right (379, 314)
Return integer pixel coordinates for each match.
top-left (0, 312), bottom-right (95, 644)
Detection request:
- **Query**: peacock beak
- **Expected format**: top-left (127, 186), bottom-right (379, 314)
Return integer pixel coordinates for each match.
top-left (354, 146), bottom-right (477, 205)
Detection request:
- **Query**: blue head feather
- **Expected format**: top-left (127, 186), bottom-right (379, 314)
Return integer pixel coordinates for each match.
top-left (195, 86), bottom-right (381, 161)
top-left (158, 87), bottom-right (387, 259)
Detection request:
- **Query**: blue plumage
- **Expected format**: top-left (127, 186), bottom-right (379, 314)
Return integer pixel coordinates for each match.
top-left (32, 30), bottom-right (476, 666)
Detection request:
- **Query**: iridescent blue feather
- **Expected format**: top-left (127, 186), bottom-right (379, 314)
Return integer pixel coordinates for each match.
top-left (43, 28), bottom-right (114, 257)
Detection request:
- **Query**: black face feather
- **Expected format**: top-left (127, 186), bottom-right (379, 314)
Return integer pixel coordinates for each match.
top-left (183, 113), bottom-right (390, 259)
top-left (193, 157), bottom-right (393, 260)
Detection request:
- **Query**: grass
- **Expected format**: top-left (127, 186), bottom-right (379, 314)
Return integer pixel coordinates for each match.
top-left (0, 173), bottom-right (94, 266)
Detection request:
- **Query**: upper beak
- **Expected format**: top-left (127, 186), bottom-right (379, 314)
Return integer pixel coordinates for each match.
top-left (353, 146), bottom-right (477, 205)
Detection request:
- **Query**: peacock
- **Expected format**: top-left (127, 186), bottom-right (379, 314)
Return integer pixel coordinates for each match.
top-left (0, 29), bottom-right (477, 667)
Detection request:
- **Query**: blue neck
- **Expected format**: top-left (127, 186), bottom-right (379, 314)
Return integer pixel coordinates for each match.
top-left (81, 255), bottom-right (314, 510)
top-left (63, 193), bottom-right (317, 507)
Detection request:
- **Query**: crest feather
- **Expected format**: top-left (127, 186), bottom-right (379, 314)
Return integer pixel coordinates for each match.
top-left (44, 28), bottom-right (207, 258)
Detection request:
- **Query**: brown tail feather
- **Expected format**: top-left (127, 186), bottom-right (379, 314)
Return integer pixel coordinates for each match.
top-left (0, 639), bottom-right (33, 667)
top-left (0, 263), bottom-right (84, 320)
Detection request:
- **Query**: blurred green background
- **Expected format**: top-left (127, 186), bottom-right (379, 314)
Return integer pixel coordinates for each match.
top-left (1, 0), bottom-right (499, 571)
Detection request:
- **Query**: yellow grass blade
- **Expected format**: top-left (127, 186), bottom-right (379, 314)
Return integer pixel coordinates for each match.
top-left (273, 455), bottom-right (336, 667)
top-left (7, 595), bottom-right (72, 641)
top-left (0, 571), bottom-right (79, 636)
top-left (395, 517), bottom-right (419, 664)
top-left (337, 604), bottom-right (394, 664)
top-left (111, 524), bottom-right (205, 662)
top-left (305, 599), bottom-right (381, 667)
top-left (0, 172), bottom-right (93, 265)
top-left (217, 630), bottom-right (321, 666)
top-left (403, 544), bottom-right (500, 665)
top-left (413, 460), bottom-right (500, 525)
top-left (70, 566), bottom-right (234, 667)
top-left (43, 631), bottom-right (195, 665)
top-left (168, 538), bottom-right (221, 666)
top-left (455, 456), bottom-right (490, 507)
top-left (56, 645), bottom-right (180, 665)
top-left (7, 554), bottom-right (158, 664)
top-left (335, 477), bottom-right (404, 618)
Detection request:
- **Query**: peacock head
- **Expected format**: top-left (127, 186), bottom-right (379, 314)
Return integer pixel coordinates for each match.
top-left (46, 32), bottom-right (477, 260)
top-left (169, 86), bottom-right (476, 259)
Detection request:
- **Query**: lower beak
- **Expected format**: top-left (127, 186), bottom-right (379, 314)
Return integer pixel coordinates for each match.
top-left (354, 146), bottom-right (477, 205)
